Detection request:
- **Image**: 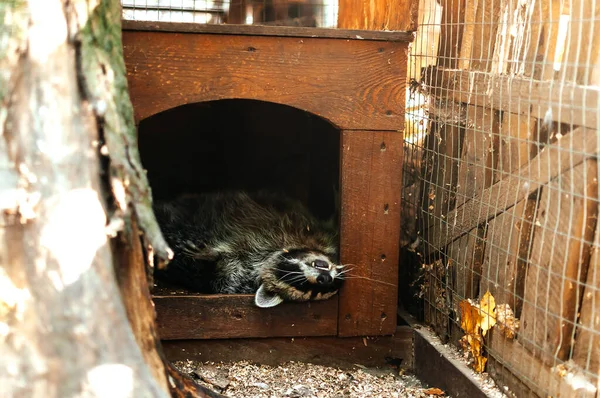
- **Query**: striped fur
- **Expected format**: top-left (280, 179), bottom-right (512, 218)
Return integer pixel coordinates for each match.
top-left (153, 191), bottom-right (343, 307)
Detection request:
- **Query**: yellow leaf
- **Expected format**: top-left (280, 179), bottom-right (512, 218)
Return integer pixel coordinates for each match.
top-left (479, 291), bottom-right (496, 336)
top-left (459, 299), bottom-right (481, 335)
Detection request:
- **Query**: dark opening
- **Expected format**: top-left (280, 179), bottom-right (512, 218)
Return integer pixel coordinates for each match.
top-left (138, 99), bottom-right (340, 221)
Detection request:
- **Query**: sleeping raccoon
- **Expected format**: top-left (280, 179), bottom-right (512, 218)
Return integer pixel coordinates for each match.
top-left (153, 190), bottom-right (344, 308)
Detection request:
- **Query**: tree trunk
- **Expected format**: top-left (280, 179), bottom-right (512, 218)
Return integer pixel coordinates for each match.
top-left (0, 1), bottom-right (217, 396)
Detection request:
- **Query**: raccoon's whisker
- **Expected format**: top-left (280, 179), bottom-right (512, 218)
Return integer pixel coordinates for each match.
top-left (339, 276), bottom-right (396, 287)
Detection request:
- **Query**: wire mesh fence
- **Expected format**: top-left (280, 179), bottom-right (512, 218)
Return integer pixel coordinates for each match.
top-left (121, 0), bottom-right (339, 27)
top-left (404, 0), bottom-right (600, 396)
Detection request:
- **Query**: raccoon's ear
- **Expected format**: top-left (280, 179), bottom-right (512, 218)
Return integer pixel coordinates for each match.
top-left (254, 285), bottom-right (284, 308)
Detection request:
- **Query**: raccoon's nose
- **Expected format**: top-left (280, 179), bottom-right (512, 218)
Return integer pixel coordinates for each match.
top-left (313, 260), bottom-right (330, 270)
top-left (317, 273), bottom-right (332, 285)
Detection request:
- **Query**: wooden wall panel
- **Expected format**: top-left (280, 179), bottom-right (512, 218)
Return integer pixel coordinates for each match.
top-left (122, 26), bottom-right (408, 131)
top-left (338, 130), bottom-right (403, 336)
top-left (520, 160), bottom-right (598, 364)
top-left (155, 294), bottom-right (338, 340)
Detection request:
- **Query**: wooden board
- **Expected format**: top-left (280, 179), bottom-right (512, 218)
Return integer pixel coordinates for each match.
top-left (447, 227), bottom-right (486, 308)
top-left (162, 326), bottom-right (414, 370)
top-left (479, 199), bottom-right (536, 311)
top-left (494, 111), bottom-right (537, 183)
top-left (422, 122), bottom-right (463, 247)
top-left (428, 127), bottom-right (598, 251)
top-left (122, 27), bottom-right (408, 130)
top-left (455, 106), bottom-right (499, 207)
top-left (560, 0), bottom-right (600, 85)
top-left (457, 0), bottom-right (502, 71)
top-left (122, 20), bottom-right (414, 41)
top-left (338, 130), bottom-right (403, 336)
top-left (572, 209), bottom-right (600, 390)
top-left (154, 294), bottom-right (338, 340)
top-left (487, 329), bottom-right (596, 398)
top-left (520, 159), bottom-right (599, 364)
top-left (423, 67), bottom-right (599, 130)
top-left (436, 0), bottom-right (466, 69)
top-left (337, 0), bottom-right (418, 32)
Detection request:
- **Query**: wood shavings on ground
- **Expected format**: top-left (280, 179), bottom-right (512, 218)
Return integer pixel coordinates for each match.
top-left (173, 360), bottom-right (449, 398)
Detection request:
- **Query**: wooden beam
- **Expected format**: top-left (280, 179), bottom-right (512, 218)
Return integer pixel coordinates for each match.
top-left (122, 20), bottom-right (414, 41)
top-left (337, 0), bottom-right (417, 31)
top-left (423, 67), bottom-right (599, 130)
top-left (162, 326), bottom-right (414, 369)
top-left (123, 29), bottom-right (408, 130)
top-left (154, 294), bottom-right (338, 340)
top-left (428, 127), bottom-right (598, 251)
top-left (338, 130), bottom-right (403, 336)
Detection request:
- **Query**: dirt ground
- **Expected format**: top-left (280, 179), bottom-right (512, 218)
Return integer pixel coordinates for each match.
top-left (174, 359), bottom-right (449, 398)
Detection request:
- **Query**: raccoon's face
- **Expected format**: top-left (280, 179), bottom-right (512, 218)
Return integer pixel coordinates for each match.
top-left (255, 249), bottom-right (345, 308)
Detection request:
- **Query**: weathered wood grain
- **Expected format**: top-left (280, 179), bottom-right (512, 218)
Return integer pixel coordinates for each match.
top-left (423, 67), bottom-right (599, 130)
top-left (428, 127), bottom-right (598, 251)
top-left (163, 326), bottom-right (414, 370)
top-left (487, 329), bottom-right (596, 398)
top-left (421, 122), bottom-right (463, 246)
top-left (572, 207), bottom-right (600, 391)
top-left (455, 106), bottom-right (499, 207)
top-left (520, 159), bottom-right (598, 363)
top-left (479, 200), bottom-right (536, 310)
top-left (154, 294), bottom-right (338, 340)
top-left (122, 20), bottom-right (414, 41)
top-left (338, 130), bottom-right (403, 336)
top-left (337, 0), bottom-right (417, 32)
top-left (123, 29), bottom-right (407, 130)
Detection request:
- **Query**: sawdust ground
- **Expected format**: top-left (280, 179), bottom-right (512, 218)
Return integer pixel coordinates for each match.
top-left (173, 359), bottom-right (448, 398)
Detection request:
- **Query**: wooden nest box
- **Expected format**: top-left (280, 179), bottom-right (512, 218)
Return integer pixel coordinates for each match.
top-left (122, 21), bottom-right (411, 340)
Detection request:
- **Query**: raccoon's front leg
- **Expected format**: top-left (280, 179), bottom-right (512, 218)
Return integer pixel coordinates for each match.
top-left (210, 257), bottom-right (259, 294)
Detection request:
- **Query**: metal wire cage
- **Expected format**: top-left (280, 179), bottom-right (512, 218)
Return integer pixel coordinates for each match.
top-left (121, 0), bottom-right (339, 28)
top-left (404, 0), bottom-right (600, 396)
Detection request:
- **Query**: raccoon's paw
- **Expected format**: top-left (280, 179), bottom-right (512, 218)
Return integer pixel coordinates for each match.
top-left (254, 284), bottom-right (283, 308)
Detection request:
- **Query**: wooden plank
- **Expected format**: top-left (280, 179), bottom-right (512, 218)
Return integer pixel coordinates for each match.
top-left (458, 0), bottom-right (502, 71)
top-left (455, 106), bottom-right (499, 207)
top-left (495, 111), bottom-right (537, 183)
top-left (572, 206), bottom-right (600, 391)
top-left (423, 67), bottom-right (599, 130)
top-left (456, 0), bottom-right (479, 70)
top-left (560, 0), bottom-right (600, 85)
top-left (338, 130), bottom-right (402, 336)
top-left (520, 159), bottom-right (599, 364)
top-left (436, 0), bottom-right (466, 69)
top-left (447, 228), bottom-right (486, 306)
top-left (337, 0), bottom-right (417, 32)
top-left (479, 199), bottom-right (536, 310)
top-left (428, 127), bottom-right (598, 251)
top-left (154, 294), bottom-right (338, 340)
top-left (121, 20), bottom-right (414, 41)
top-left (163, 326), bottom-right (414, 370)
top-left (123, 30), bottom-right (407, 130)
top-left (413, 327), bottom-right (489, 398)
top-left (487, 329), bottom-right (596, 398)
top-left (422, 122), bottom-right (463, 246)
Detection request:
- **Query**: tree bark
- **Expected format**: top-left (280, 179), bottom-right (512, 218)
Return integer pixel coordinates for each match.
top-left (0, 1), bottom-right (214, 396)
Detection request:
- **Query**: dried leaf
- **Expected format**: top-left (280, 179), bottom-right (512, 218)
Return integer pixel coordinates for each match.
top-left (423, 387), bottom-right (445, 395)
top-left (496, 303), bottom-right (520, 339)
top-left (459, 299), bottom-right (481, 335)
top-left (479, 291), bottom-right (496, 336)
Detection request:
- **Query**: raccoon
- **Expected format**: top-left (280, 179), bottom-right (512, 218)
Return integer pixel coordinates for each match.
top-left (153, 190), bottom-right (344, 308)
